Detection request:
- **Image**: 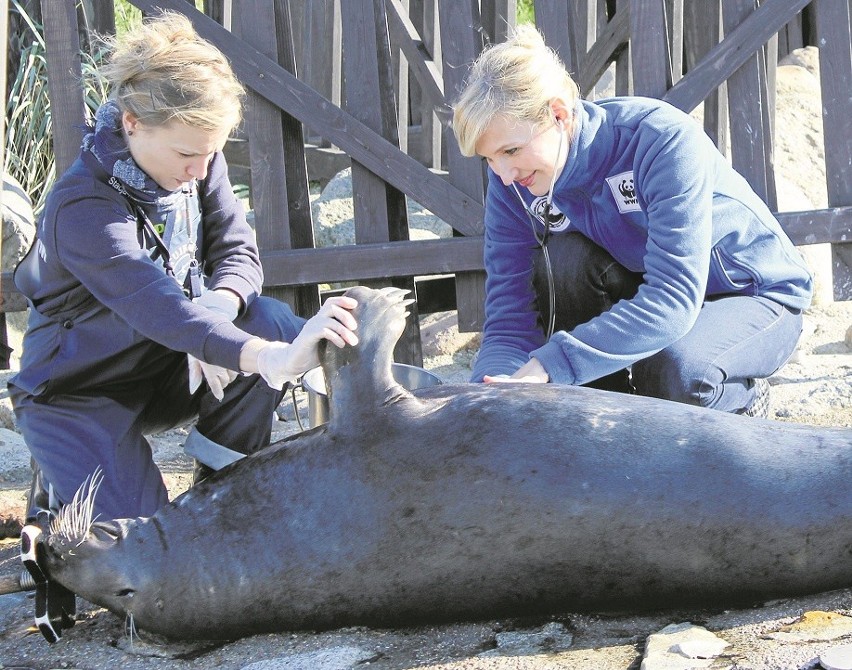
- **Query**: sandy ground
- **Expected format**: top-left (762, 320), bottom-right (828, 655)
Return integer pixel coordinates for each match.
top-left (0, 299), bottom-right (847, 670)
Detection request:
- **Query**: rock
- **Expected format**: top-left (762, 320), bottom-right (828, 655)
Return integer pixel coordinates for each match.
top-left (478, 621), bottom-right (573, 657)
top-left (311, 168), bottom-right (452, 248)
top-left (821, 643), bottom-right (852, 670)
top-left (779, 45), bottom-right (821, 78)
top-left (774, 48), bottom-right (833, 307)
top-left (2, 173), bottom-right (36, 367)
top-left (0, 427), bottom-right (29, 473)
top-left (774, 58), bottom-right (826, 211)
top-left (240, 645), bottom-right (376, 669)
top-left (419, 310), bottom-right (480, 359)
top-left (641, 622), bottom-right (729, 670)
top-left (2, 172), bottom-right (36, 271)
top-left (765, 611), bottom-right (852, 642)
top-left (845, 323), bottom-right (852, 350)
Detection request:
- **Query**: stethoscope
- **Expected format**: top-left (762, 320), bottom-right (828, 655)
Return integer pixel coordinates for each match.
top-left (511, 118), bottom-right (566, 340)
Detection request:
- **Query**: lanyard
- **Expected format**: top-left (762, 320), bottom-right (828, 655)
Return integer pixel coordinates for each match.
top-left (107, 177), bottom-right (203, 299)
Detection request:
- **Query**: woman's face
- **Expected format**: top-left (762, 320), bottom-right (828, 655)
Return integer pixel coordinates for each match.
top-left (123, 112), bottom-right (231, 191)
top-left (475, 112), bottom-right (568, 197)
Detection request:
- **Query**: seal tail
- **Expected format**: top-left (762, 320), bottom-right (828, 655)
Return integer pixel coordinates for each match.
top-left (50, 468), bottom-right (103, 547)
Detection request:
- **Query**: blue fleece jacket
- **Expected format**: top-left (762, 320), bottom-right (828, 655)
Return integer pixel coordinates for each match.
top-left (472, 97), bottom-right (813, 384)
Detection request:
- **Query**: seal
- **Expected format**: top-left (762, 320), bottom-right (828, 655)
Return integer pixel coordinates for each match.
top-left (37, 286), bottom-right (852, 640)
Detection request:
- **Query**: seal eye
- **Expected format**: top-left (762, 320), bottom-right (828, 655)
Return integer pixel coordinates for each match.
top-left (116, 588), bottom-right (135, 598)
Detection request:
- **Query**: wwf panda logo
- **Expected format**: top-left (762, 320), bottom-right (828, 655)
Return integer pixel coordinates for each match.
top-left (605, 170), bottom-right (642, 213)
top-left (529, 196), bottom-right (570, 231)
top-left (618, 177), bottom-right (636, 201)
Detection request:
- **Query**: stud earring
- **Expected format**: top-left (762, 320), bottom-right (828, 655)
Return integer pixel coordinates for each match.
top-left (127, 130), bottom-right (134, 136)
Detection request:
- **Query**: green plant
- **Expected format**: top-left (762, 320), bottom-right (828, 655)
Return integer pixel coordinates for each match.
top-left (113, 0), bottom-right (143, 34)
top-left (5, 0), bottom-right (216, 214)
top-left (5, 0), bottom-right (112, 214)
top-left (517, 0), bottom-right (534, 25)
top-left (6, 0), bottom-right (53, 213)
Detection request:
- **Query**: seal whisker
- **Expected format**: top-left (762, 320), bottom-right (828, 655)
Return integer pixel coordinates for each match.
top-left (51, 468), bottom-right (104, 545)
top-left (125, 611), bottom-right (138, 648)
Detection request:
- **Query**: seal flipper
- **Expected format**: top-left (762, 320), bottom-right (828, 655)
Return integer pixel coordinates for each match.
top-left (320, 286), bottom-right (415, 431)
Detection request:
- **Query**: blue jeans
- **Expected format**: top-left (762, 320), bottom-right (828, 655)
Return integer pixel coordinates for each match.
top-left (11, 296), bottom-right (305, 519)
top-left (533, 232), bottom-right (803, 412)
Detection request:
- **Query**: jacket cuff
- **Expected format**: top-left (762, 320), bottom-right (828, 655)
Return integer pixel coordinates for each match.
top-left (208, 275), bottom-right (259, 312)
top-left (530, 341), bottom-right (578, 385)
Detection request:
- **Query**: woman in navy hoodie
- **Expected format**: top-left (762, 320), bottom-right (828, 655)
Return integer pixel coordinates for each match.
top-left (452, 25), bottom-right (812, 416)
top-left (11, 12), bottom-right (358, 521)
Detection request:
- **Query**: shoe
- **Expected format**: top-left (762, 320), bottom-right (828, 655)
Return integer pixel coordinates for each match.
top-left (22, 463), bottom-right (76, 642)
top-left (25, 462), bottom-right (59, 533)
top-left (742, 378), bottom-right (770, 418)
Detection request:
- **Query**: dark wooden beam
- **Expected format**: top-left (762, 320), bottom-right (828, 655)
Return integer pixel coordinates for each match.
top-left (260, 237), bottom-right (484, 286)
top-left (664, 0), bottom-right (811, 111)
top-left (128, 0), bottom-right (485, 237)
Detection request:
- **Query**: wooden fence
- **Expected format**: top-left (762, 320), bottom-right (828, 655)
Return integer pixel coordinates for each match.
top-left (4, 0), bottom-right (852, 367)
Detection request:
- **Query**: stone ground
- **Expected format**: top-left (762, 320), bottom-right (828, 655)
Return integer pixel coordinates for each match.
top-left (0, 300), bottom-right (847, 670)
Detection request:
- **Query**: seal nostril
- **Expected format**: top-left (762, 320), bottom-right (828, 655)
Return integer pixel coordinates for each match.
top-left (116, 588), bottom-right (135, 598)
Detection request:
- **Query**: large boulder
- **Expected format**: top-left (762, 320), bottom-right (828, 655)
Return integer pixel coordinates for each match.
top-left (311, 167), bottom-right (452, 248)
top-left (2, 173), bottom-right (35, 368)
top-left (2, 172), bottom-right (36, 270)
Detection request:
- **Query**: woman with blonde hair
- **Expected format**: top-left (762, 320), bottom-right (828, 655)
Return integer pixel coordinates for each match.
top-left (11, 12), bottom-right (359, 522)
top-left (453, 25), bottom-right (811, 416)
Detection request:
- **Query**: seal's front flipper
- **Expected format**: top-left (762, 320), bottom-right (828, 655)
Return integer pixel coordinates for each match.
top-left (20, 525), bottom-right (76, 642)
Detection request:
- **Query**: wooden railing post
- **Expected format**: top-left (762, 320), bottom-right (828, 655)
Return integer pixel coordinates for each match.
top-left (438, 0), bottom-right (487, 333)
top-left (683, 0), bottom-right (727, 153)
top-left (815, 0), bottom-right (852, 300)
top-left (534, 2), bottom-right (571, 70)
top-left (722, 0), bottom-right (777, 209)
top-left (41, 0), bottom-right (85, 176)
top-left (0, 0), bottom-right (8, 368)
top-left (630, 0), bottom-right (672, 97)
top-left (340, 0), bottom-right (423, 365)
top-left (480, 0), bottom-right (515, 45)
top-left (235, 0), bottom-right (320, 318)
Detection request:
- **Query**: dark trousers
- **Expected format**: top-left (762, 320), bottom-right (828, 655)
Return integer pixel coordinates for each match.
top-left (12, 296), bottom-right (305, 519)
top-left (533, 232), bottom-right (803, 409)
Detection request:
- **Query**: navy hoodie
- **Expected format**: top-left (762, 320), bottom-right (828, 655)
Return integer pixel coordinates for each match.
top-left (11, 105), bottom-right (262, 396)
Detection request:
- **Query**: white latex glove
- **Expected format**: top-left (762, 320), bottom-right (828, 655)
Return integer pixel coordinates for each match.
top-left (188, 290), bottom-right (242, 401)
top-left (188, 359), bottom-right (238, 400)
top-left (255, 295), bottom-right (359, 390)
top-left (483, 358), bottom-right (549, 384)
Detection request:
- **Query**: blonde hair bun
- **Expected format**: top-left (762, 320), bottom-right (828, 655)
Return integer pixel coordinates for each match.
top-left (452, 25), bottom-right (578, 157)
top-left (100, 11), bottom-right (245, 132)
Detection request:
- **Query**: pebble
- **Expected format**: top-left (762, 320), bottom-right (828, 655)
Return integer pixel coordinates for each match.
top-left (641, 622), bottom-right (729, 670)
top-left (478, 621), bottom-right (574, 657)
top-left (240, 645), bottom-right (375, 670)
top-left (821, 643), bottom-right (852, 670)
top-left (765, 611), bottom-right (852, 642)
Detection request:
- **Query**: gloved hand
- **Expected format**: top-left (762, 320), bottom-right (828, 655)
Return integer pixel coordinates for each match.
top-left (483, 358), bottom-right (549, 384)
top-left (254, 295), bottom-right (359, 390)
top-left (188, 358), bottom-right (238, 401)
top-left (188, 290), bottom-right (242, 401)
